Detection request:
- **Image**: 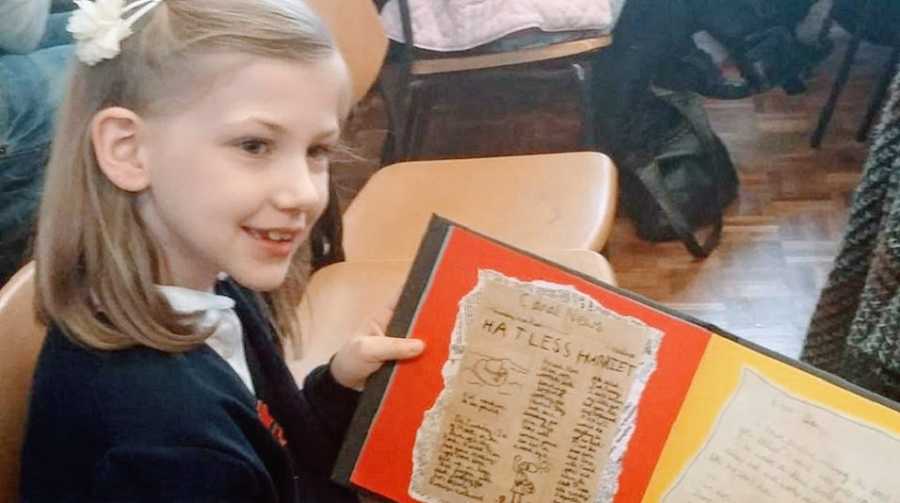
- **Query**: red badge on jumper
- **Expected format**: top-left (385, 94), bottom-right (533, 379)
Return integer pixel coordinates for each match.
top-left (257, 400), bottom-right (287, 447)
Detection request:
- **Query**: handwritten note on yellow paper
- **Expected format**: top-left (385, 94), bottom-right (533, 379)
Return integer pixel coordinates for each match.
top-left (663, 368), bottom-right (900, 503)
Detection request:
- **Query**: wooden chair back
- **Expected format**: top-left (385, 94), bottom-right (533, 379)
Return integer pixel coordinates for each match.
top-left (343, 152), bottom-right (618, 261)
top-left (306, 0), bottom-right (389, 102)
top-left (0, 263), bottom-right (45, 501)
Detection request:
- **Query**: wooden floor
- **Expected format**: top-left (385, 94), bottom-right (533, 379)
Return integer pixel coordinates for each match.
top-left (333, 35), bottom-right (895, 359)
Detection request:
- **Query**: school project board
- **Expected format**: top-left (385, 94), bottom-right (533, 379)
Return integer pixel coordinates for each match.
top-left (334, 216), bottom-right (900, 503)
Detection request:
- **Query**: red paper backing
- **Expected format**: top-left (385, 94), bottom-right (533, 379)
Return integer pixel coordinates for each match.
top-left (350, 228), bottom-right (711, 502)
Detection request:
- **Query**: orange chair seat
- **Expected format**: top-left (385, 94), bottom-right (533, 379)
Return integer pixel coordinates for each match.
top-left (342, 152), bottom-right (618, 262)
top-left (0, 263), bottom-right (45, 501)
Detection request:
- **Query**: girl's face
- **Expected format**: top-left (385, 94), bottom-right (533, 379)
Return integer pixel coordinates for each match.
top-left (135, 53), bottom-right (351, 291)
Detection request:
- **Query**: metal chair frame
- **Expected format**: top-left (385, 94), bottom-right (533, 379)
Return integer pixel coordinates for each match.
top-left (380, 0), bottom-right (612, 163)
top-left (811, 0), bottom-right (900, 147)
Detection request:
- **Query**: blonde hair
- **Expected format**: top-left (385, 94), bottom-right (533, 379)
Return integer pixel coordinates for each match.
top-left (35, 0), bottom-right (340, 352)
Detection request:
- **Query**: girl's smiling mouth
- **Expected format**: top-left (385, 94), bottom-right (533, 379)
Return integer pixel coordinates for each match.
top-left (243, 226), bottom-right (303, 257)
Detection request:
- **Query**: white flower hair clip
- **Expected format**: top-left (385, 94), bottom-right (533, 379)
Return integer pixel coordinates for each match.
top-left (67, 0), bottom-right (163, 66)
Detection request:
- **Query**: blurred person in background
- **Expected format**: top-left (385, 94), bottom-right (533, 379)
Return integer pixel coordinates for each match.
top-left (0, 0), bottom-right (74, 286)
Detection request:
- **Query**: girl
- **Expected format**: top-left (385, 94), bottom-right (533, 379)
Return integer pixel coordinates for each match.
top-left (20, 0), bottom-right (424, 501)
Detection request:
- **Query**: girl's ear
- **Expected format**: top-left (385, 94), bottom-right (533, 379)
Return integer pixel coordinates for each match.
top-left (91, 107), bottom-right (150, 192)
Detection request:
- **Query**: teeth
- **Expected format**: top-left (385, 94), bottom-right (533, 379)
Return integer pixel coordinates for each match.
top-left (248, 229), bottom-right (294, 242)
top-left (266, 230), bottom-right (292, 241)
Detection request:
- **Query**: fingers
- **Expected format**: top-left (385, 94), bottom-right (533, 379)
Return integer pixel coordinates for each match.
top-left (329, 288), bottom-right (423, 391)
top-left (329, 334), bottom-right (425, 390)
top-left (355, 335), bottom-right (425, 363)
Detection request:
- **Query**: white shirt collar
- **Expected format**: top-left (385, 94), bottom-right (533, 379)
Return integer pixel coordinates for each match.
top-left (156, 285), bottom-right (235, 312)
top-left (156, 285), bottom-right (255, 395)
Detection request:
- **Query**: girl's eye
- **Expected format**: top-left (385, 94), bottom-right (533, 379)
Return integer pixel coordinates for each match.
top-left (238, 138), bottom-right (271, 156)
top-left (308, 145), bottom-right (333, 161)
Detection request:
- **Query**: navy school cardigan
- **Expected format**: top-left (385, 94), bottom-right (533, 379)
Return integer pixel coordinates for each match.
top-left (20, 280), bottom-right (360, 502)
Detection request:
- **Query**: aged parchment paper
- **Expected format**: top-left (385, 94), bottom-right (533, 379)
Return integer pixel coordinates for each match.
top-left (663, 368), bottom-right (900, 503)
top-left (410, 270), bottom-right (663, 503)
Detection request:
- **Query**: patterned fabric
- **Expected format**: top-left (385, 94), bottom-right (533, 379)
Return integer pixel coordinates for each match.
top-left (802, 64), bottom-right (900, 402)
top-left (0, 0), bottom-right (51, 54)
top-left (380, 0), bottom-right (625, 51)
top-left (0, 12), bottom-right (73, 285)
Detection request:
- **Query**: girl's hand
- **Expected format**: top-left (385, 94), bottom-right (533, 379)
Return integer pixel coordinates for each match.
top-left (329, 303), bottom-right (425, 391)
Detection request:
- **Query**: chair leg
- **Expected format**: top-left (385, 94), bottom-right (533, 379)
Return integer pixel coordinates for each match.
top-left (378, 80), bottom-right (398, 167)
top-left (857, 47), bottom-right (900, 142)
top-left (573, 61), bottom-right (596, 150)
top-left (400, 80), bottom-right (425, 162)
top-left (378, 66), bottom-right (413, 166)
top-left (409, 82), bottom-right (436, 159)
top-left (810, 29), bottom-right (864, 148)
top-left (379, 123), bottom-right (397, 167)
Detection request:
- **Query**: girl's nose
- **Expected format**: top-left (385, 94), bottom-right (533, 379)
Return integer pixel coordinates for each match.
top-left (271, 160), bottom-right (323, 212)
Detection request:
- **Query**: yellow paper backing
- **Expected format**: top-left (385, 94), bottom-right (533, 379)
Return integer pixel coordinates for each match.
top-left (641, 335), bottom-right (900, 502)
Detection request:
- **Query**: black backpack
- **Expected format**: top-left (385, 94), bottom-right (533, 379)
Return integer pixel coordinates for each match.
top-left (616, 87), bottom-right (739, 257)
top-left (590, 0), bottom-right (820, 257)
